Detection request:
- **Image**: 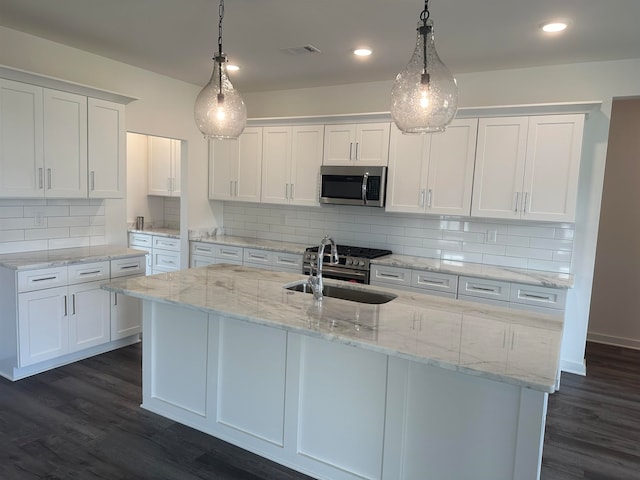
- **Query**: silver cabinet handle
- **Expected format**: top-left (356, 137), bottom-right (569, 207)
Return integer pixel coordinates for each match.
top-left (470, 286), bottom-right (497, 293)
top-left (63, 295), bottom-right (68, 316)
top-left (90, 171), bottom-right (95, 191)
top-left (419, 189), bottom-right (426, 208)
top-left (361, 171), bottom-right (369, 205)
top-left (72, 294), bottom-right (76, 315)
top-left (523, 192), bottom-right (528, 215)
top-left (522, 293), bottom-right (552, 301)
top-left (47, 168), bottom-right (52, 189)
top-left (38, 168), bottom-right (44, 189)
top-left (349, 142), bottom-right (353, 161)
top-left (114, 292), bottom-right (118, 306)
top-left (355, 142), bottom-right (359, 161)
top-left (229, 180), bottom-right (233, 196)
top-left (427, 189), bottom-right (433, 209)
top-left (379, 272), bottom-right (401, 279)
top-left (290, 183), bottom-right (294, 200)
top-left (79, 270), bottom-right (101, 276)
top-left (514, 192), bottom-right (520, 213)
top-left (234, 181), bottom-right (238, 197)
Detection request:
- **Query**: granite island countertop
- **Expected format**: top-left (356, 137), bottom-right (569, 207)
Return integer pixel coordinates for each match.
top-left (103, 264), bottom-right (563, 393)
top-left (0, 245), bottom-right (148, 270)
top-left (129, 227), bottom-right (180, 239)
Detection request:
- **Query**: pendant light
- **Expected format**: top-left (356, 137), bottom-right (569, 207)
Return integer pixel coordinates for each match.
top-left (194, 0), bottom-right (247, 140)
top-left (390, 0), bottom-right (458, 134)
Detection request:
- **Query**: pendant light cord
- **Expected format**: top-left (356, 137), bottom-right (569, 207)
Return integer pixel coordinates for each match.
top-left (420, 0), bottom-right (431, 84)
top-left (217, 0), bottom-right (225, 99)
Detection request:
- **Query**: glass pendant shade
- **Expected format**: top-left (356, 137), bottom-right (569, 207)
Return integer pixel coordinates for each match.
top-left (391, 20), bottom-right (458, 134)
top-left (194, 55), bottom-right (247, 140)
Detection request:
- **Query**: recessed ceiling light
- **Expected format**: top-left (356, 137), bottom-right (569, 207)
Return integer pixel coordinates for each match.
top-left (227, 64), bottom-right (240, 71)
top-left (353, 48), bottom-right (372, 57)
top-left (541, 22), bottom-right (568, 33)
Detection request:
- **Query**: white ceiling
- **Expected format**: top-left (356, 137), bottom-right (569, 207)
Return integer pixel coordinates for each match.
top-left (1, 0), bottom-right (639, 93)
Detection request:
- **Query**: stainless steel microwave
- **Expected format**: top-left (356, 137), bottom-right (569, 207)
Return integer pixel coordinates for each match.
top-left (319, 165), bottom-right (387, 207)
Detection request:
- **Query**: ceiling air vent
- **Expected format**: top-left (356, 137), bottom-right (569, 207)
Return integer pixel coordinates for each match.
top-left (281, 44), bottom-right (322, 55)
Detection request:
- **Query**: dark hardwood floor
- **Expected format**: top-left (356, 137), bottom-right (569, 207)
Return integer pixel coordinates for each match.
top-left (1, 341), bottom-right (639, 479)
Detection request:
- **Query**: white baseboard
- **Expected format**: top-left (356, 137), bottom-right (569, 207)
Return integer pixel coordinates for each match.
top-left (559, 358), bottom-right (586, 376)
top-left (587, 332), bottom-right (640, 350)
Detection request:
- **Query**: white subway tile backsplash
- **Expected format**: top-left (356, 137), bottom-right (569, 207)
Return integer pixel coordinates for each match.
top-left (25, 205), bottom-right (70, 217)
top-left (48, 237), bottom-right (91, 250)
top-left (0, 217), bottom-right (37, 229)
top-left (69, 204), bottom-right (104, 216)
top-left (47, 216), bottom-right (90, 228)
top-left (70, 225), bottom-right (105, 237)
top-left (0, 206), bottom-right (23, 218)
top-left (0, 230), bottom-right (24, 242)
top-left (0, 240), bottom-right (48, 254)
top-left (25, 227), bottom-right (69, 240)
top-left (221, 203), bottom-right (576, 273)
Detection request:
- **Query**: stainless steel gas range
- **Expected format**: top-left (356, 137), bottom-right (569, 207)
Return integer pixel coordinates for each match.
top-left (303, 245), bottom-right (392, 284)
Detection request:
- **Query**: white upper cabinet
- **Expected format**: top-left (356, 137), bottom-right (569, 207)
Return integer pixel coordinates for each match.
top-left (209, 126), bottom-right (263, 202)
top-left (0, 79), bottom-right (44, 197)
top-left (148, 135), bottom-right (181, 197)
top-left (471, 114), bottom-right (584, 222)
top-left (0, 77), bottom-right (127, 199)
top-left (43, 89), bottom-right (87, 198)
top-left (323, 122), bottom-right (390, 166)
top-left (88, 98), bottom-right (125, 198)
top-left (386, 119), bottom-right (478, 216)
top-left (261, 125), bottom-right (323, 206)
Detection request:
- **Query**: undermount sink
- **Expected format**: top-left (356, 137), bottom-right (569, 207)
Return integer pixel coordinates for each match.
top-left (284, 280), bottom-right (397, 305)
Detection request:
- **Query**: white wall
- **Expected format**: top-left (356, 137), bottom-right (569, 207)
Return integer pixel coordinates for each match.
top-left (243, 58), bottom-right (640, 374)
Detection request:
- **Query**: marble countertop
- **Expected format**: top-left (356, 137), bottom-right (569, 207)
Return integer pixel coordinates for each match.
top-left (373, 254), bottom-right (575, 289)
top-left (129, 227), bottom-right (180, 238)
top-left (188, 233), bottom-right (308, 255)
top-left (0, 246), bottom-right (147, 270)
top-left (103, 264), bottom-right (563, 393)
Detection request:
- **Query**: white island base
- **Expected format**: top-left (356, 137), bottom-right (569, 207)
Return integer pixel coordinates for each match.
top-left (142, 301), bottom-right (548, 480)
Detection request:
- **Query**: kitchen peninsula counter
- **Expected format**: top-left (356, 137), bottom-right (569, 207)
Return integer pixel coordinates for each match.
top-left (103, 264), bottom-right (561, 480)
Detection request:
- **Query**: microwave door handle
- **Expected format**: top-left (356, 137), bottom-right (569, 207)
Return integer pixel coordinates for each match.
top-left (362, 172), bottom-right (369, 205)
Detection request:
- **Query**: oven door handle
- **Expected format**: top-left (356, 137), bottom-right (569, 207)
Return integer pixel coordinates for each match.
top-left (317, 265), bottom-right (368, 282)
top-left (362, 172), bottom-right (369, 205)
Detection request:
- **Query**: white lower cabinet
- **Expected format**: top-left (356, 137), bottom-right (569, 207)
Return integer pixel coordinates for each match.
top-left (190, 241), bottom-right (303, 273)
top-left (128, 232), bottom-right (181, 274)
top-left (143, 303), bottom-right (549, 480)
top-left (371, 264), bottom-right (457, 298)
top-left (1, 255), bottom-right (144, 380)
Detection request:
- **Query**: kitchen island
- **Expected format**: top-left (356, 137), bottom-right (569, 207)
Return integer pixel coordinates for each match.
top-left (103, 264), bottom-right (563, 480)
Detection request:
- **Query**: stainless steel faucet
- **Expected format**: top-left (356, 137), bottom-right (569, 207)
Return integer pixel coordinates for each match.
top-left (308, 235), bottom-right (339, 301)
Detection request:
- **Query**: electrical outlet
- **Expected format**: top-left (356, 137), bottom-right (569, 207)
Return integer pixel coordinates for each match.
top-left (487, 229), bottom-right (498, 243)
top-left (34, 211), bottom-right (44, 226)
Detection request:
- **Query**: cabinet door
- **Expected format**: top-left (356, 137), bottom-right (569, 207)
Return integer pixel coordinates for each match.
top-left (235, 127), bottom-right (263, 202)
top-left (18, 286), bottom-right (68, 367)
top-left (43, 89), bottom-right (87, 198)
top-left (521, 114), bottom-right (584, 222)
top-left (290, 125), bottom-right (323, 206)
top-left (386, 123), bottom-right (430, 213)
top-left (111, 290), bottom-right (141, 340)
top-left (170, 139), bottom-right (181, 196)
top-left (209, 137), bottom-right (238, 200)
top-left (0, 79), bottom-right (44, 197)
top-left (471, 117), bottom-right (528, 219)
top-left (147, 135), bottom-right (172, 196)
top-left (355, 122), bottom-right (390, 166)
top-left (68, 281), bottom-right (111, 352)
top-left (261, 126), bottom-right (291, 204)
top-left (426, 118), bottom-right (478, 216)
top-left (88, 98), bottom-right (125, 198)
top-left (322, 124), bottom-right (356, 165)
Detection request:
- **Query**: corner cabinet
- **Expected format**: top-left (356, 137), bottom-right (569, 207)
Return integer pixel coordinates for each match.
top-left (323, 122), bottom-right (390, 166)
top-left (148, 135), bottom-right (181, 197)
top-left (471, 114), bottom-right (585, 222)
top-left (0, 76), bottom-right (128, 199)
top-left (209, 127), bottom-right (263, 202)
top-left (386, 119), bottom-right (478, 216)
top-left (261, 125), bottom-right (324, 206)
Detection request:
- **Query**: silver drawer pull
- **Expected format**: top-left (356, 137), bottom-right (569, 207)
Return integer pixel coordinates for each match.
top-left (79, 270), bottom-right (102, 275)
top-left (278, 258), bottom-right (296, 264)
top-left (220, 250), bottom-right (237, 255)
top-left (195, 247), bottom-right (212, 253)
top-left (522, 293), bottom-right (552, 301)
top-left (379, 273), bottom-right (401, 279)
top-left (250, 254), bottom-right (267, 260)
top-left (470, 286), bottom-right (497, 292)
top-left (422, 279), bottom-right (445, 285)
top-left (33, 276), bottom-right (58, 282)
top-left (120, 264), bottom-right (139, 270)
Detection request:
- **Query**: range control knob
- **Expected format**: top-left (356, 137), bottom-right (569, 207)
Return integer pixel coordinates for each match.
top-left (346, 258), bottom-right (353, 265)
top-left (311, 254), bottom-right (317, 260)
top-left (359, 260), bottom-right (365, 267)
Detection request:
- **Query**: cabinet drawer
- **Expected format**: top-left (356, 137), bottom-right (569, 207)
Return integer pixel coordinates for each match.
top-left (244, 248), bottom-right (272, 266)
top-left (153, 250), bottom-right (180, 272)
top-left (68, 261), bottom-right (110, 284)
top-left (273, 252), bottom-right (303, 272)
top-left (370, 265), bottom-right (412, 287)
top-left (509, 284), bottom-right (566, 311)
top-left (18, 266), bottom-right (68, 293)
top-left (214, 244), bottom-right (243, 263)
top-left (152, 236), bottom-right (180, 251)
top-left (411, 270), bottom-right (458, 294)
top-left (111, 256), bottom-right (146, 278)
top-left (190, 241), bottom-right (216, 258)
top-left (129, 232), bottom-right (152, 247)
top-left (458, 276), bottom-right (511, 302)
top-left (191, 255), bottom-right (217, 268)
